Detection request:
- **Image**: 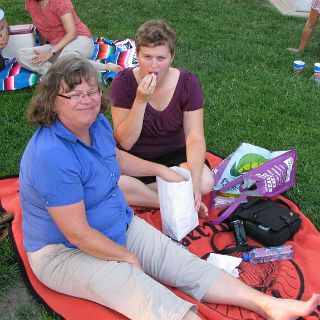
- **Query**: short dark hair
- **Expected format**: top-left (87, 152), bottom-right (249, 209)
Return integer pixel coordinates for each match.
top-left (135, 20), bottom-right (177, 56)
top-left (27, 55), bottom-right (112, 126)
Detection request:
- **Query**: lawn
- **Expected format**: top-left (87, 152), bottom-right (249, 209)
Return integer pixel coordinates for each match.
top-left (0, 0), bottom-right (319, 318)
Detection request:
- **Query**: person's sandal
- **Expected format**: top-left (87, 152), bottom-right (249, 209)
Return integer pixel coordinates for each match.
top-left (0, 223), bottom-right (9, 241)
top-left (0, 211), bottom-right (14, 225)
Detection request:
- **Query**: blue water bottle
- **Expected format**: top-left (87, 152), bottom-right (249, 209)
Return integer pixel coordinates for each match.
top-left (242, 245), bottom-right (293, 264)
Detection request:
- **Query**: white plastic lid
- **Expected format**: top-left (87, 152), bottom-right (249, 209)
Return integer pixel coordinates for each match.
top-left (242, 253), bottom-right (250, 262)
top-left (0, 9), bottom-right (4, 20)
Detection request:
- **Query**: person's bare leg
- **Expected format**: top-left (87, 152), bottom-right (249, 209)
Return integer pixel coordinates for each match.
top-left (105, 62), bottom-right (123, 73)
top-left (182, 310), bottom-right (201, 320)
top-left (288, 9), bottom-right (320, 52)
top-left (179, 163), bottom-right (213, 195)
top-left (118, 175), bottom-right (159, 208)
top-left (123, 162), bottom-right (214, 215)
top-left (199, 164), bottom-right (214, 195)
top-left (120, 175), bottom-right (209, 214)
top-left (147, 163), bottom-right (213, 194)
top-left (147, 181), bottom-right (158, 192)
top-left (203, 270), bottom-right (320, 320)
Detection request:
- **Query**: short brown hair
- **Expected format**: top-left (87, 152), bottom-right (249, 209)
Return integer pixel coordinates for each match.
top-left (135, 20), bottom-right (177, 56)
top-left (27, 55), bottom-right (112, 126)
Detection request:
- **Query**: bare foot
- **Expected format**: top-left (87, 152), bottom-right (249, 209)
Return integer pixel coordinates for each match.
top-left (287, 47), bottom-right (301, 53)
top-left (264, 293), bottom-right (320, 320)
top-left (198, 202), bottom-right (208, 218)
top-left (105, 62), bottom-right (123, 73)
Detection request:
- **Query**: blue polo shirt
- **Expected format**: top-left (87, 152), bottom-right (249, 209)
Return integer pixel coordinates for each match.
top-left (19, 114), bottom-right (133, 252)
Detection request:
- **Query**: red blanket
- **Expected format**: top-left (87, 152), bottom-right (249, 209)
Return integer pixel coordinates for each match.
top-left (1, 153), bottom-right (319, 320)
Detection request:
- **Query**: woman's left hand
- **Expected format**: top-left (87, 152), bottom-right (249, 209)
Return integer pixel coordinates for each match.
top-left (193, 185), bottom-right (208, 218)
top-left (32, 49), bottom-right (53, 65)
top-left (192, 182), bottom-right (203, 213)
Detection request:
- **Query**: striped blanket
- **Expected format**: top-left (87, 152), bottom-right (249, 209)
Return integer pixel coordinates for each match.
top-left (0, 37), bottom-right (137, 92)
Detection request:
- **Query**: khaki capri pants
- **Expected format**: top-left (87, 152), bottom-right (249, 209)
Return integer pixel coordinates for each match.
top-left (16, 36), bottom-right (107, 75)
top-left (28, 216), bottom-right (221, 320)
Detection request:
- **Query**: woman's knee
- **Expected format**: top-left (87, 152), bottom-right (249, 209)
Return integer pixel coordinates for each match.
top-left (118, 175), bottom-right (142, 193)
top-left (179, 162), bottom-right (213, 195)
top-left (201, 166), bottom-right (214, 195)
top-left (16, 47), bottom-right (32, 63)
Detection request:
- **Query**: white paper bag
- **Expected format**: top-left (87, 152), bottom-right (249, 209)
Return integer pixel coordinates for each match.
top-left (156, 166), bottom-right (199, 241)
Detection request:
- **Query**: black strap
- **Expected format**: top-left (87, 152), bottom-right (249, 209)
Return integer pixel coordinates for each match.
top-left (273, 198), bottom-right (292, 209)
top-left (209, 224), bottom-right (258, 255)
top-left (215, 244), bottom-right (258, 255)
top-left (280, 214), bottom-right (295, 238)
top-left (239, 197), bottom-right (261, 209)
top-left (241, 197), bottom-right (291, 210)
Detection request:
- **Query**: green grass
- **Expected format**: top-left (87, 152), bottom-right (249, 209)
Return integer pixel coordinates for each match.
top-left (0, 238), bottom-right (19, 294)
top-left (0, 0), bottom-right (320, 318)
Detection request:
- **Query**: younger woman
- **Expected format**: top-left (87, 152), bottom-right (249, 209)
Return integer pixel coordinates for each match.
top-left (16, 0), bottom-right (121, 75)
top-left (111, 20), bottom-right (213, 215)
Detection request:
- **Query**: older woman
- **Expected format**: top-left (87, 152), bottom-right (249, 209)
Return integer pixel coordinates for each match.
top-left (16, 0), bottom-right (121, 75)
top-left (20, 55), bottom-right (319, 320)
top-left (110, 20), bottom-right (213, 215)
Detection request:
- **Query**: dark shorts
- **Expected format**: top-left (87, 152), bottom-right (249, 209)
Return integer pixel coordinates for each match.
top-left (135, 147), bottom-right (210, 185)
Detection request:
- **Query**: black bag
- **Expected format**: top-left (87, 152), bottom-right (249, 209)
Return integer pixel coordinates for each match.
top-left (229, 198), bottom-right (301, 246)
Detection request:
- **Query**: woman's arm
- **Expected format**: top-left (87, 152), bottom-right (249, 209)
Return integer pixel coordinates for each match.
top-left (37, 29), bottom-right (47, 46)
top-left (50, 12), bottom-right (77, 52)
top-left (34, 12), bottom-right (77, 63)
top-left (48, 200), bottom-right (143, 270)
top-left (111, 73), bottom-right (156, 150)
top-left (183, 108), bottom-right (206, 211)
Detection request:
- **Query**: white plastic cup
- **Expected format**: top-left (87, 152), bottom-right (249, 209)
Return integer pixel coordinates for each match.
top-left (314, 62), bottom-right (320, 72)
top-left (293, 60), bottom-right (305, 73)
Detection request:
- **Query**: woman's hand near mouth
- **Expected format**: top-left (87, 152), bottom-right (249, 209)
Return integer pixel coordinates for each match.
top-left (136, 73), bottom-right (156, 103)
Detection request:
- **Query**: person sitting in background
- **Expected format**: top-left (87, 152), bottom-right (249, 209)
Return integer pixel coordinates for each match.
top-left (0, 8), bottom-right (9, 51)
top-left (20, 54), bottom-right (320, 320)
top-left (288, 0), bottom-right (320, 52)
top-left (110, 20), bottom-right (213, 216)
top-left (15, 0), bottom-right (122, 75)
top-left (0, 8), bottom-right (9, 71)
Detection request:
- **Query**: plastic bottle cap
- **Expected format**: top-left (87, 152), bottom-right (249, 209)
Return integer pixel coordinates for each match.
top-left (242, 253), bottom-right (249, 262)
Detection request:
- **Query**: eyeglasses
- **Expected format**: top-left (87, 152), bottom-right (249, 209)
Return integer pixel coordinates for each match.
top-left (58, 89), bottom-right (102, 102)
